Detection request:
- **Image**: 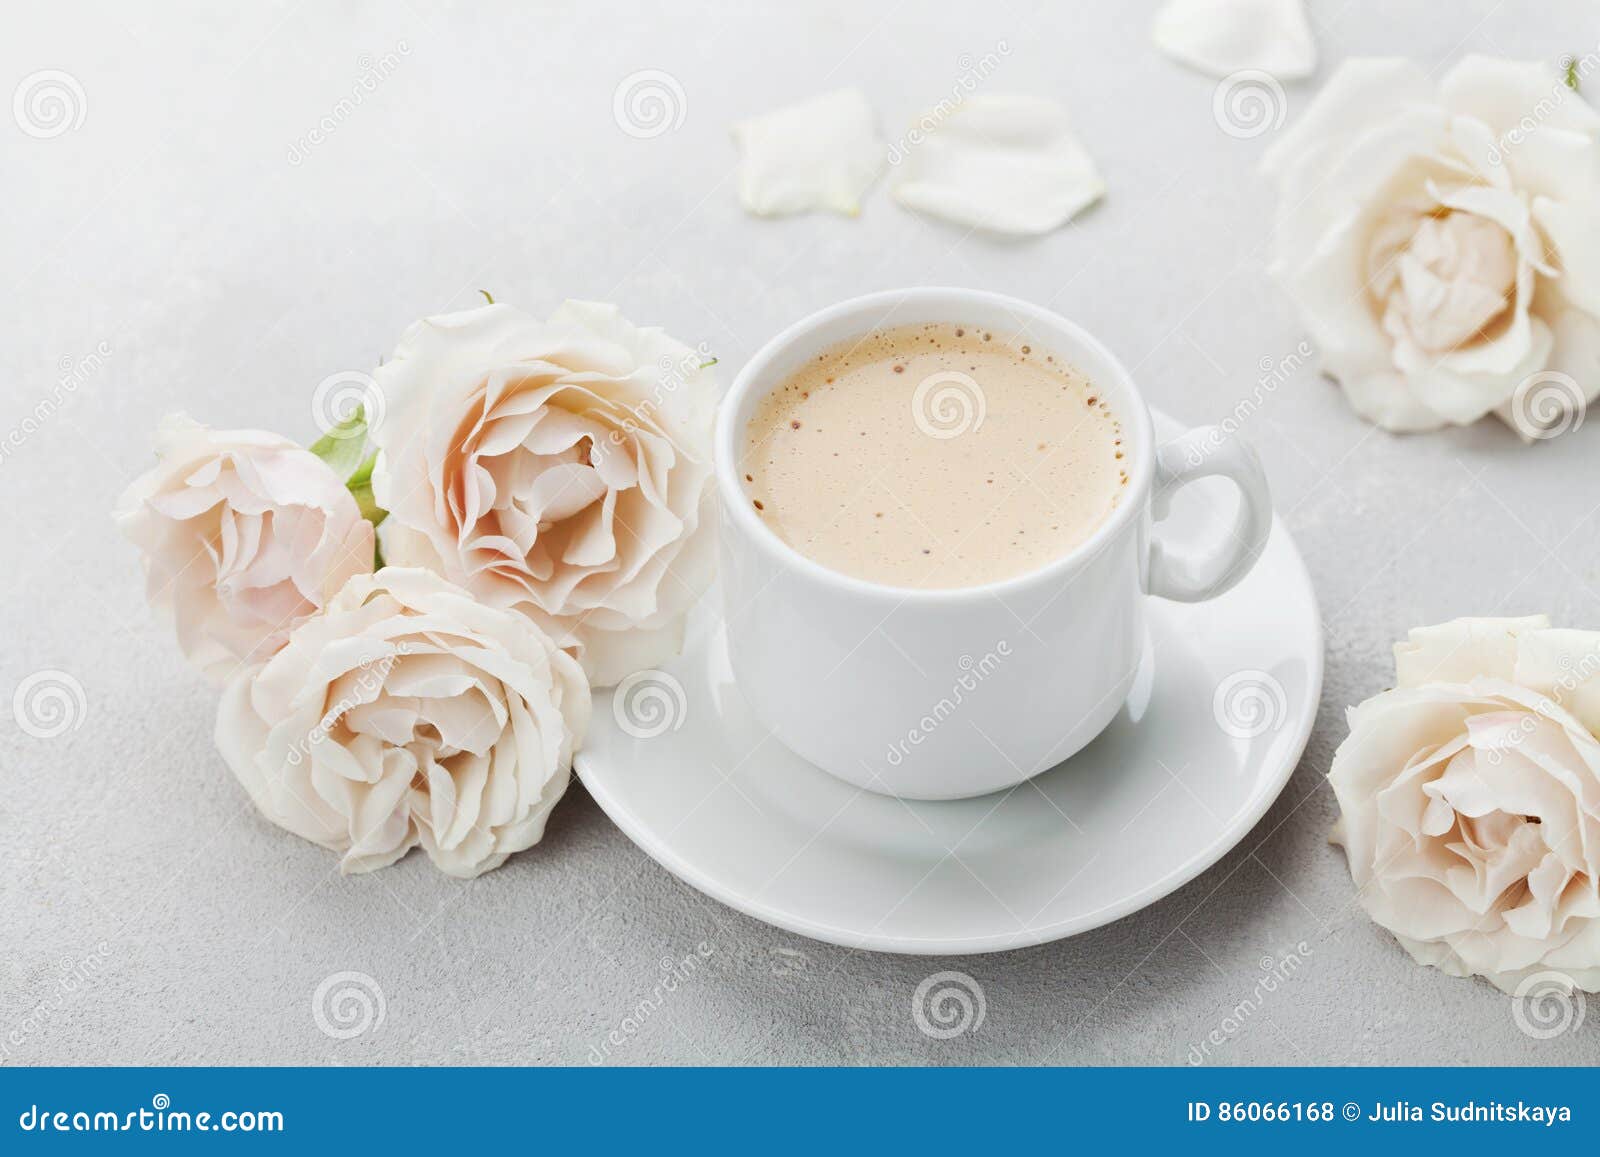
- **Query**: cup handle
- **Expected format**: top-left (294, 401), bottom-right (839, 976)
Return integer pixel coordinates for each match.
top-left (1147, 427), bottom-right (1272, 603)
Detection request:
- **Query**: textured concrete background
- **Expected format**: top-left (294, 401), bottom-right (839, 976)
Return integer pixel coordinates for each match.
top-left (4, 1), bottom-right (1598, 1065)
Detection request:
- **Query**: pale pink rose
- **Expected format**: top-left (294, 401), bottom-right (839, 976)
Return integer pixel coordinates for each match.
top-left (1263, 57), bottom-right (1600, 437)
top-left (216, 568), bottom-right (590, 878)
top-left (115, 414), bottom-right (374, 682)
top-left (1331, 616), bottom-right (1600, 993)
top-left (369, 301), bottom-right (716, 686)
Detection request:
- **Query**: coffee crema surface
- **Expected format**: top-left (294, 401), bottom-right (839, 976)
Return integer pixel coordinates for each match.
top-left (741, 323), bottom-right (1127, 589)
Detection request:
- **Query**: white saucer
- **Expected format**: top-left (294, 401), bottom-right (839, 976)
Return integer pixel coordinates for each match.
top-left (576, 413), bottom-right (1323, 954)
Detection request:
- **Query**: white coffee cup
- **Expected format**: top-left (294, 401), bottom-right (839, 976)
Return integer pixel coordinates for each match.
top-left (715, 288), bottom-right (1271, 800)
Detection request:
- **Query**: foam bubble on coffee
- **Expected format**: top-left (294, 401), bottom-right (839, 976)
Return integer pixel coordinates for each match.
top-left (742, 322), bottom-right (1127, 589)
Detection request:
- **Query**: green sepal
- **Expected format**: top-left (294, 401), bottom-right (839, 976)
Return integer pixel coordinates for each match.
top-left (308, 405), bottom-right (369, 482)
top-left (346, 451), bottom-right (388, 529)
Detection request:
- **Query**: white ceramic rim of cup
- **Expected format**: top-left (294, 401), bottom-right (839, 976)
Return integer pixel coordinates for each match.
top-left (715, 287), bottom-right (1159, 602)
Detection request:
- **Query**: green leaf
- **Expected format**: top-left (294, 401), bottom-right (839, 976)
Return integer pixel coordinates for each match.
top-left (349, 479), bottom-right (387, 527)
top-left (349, 463), bottom-right (388, 572)
top-left (347, 451), bottom-right (377, 489)
top-left (308, 405), bottom-right (369, 482)
top-left (346, 450), bottom-right (388, 528)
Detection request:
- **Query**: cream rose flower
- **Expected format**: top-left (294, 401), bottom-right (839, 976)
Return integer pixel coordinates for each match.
top-left (1330, 615), bottom-right (1600, 993)
top-left (216, 567), bottom-right (589, 878)
top-left (1263, 57), bottom-right (1600, 437)
top-left (115, 414), bottom-right (375, 682)
top-left (369, 301), bottom-right (716, 686)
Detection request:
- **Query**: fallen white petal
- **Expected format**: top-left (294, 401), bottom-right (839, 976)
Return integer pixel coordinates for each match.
top-left (890, 93), bottom-right (1104, 236)
top-left (733, 87), bottom-right (884, 217)
top-left (1152, 0), bottom-right (1317, 80)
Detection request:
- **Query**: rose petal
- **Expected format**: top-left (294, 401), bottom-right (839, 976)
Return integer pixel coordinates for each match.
top-left (1261, 58), bottom-right (1433, 182)
top-left (1394, 616), bottom-right (1549, 687)
top-left (733, 87), bottom-right (885, 217)
top-left (890, 93), bottom-right (1104, 236)
top-left (1438, 56), bottom-right (1600, 141)
top-left (1533, 195), bottom-right (1600, 320)
top-left (1151, 0), bottom-right (1316, 80)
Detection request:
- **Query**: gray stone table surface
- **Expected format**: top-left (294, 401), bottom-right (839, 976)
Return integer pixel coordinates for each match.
top-left (4, 0), bottom-right (1598, 1065)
